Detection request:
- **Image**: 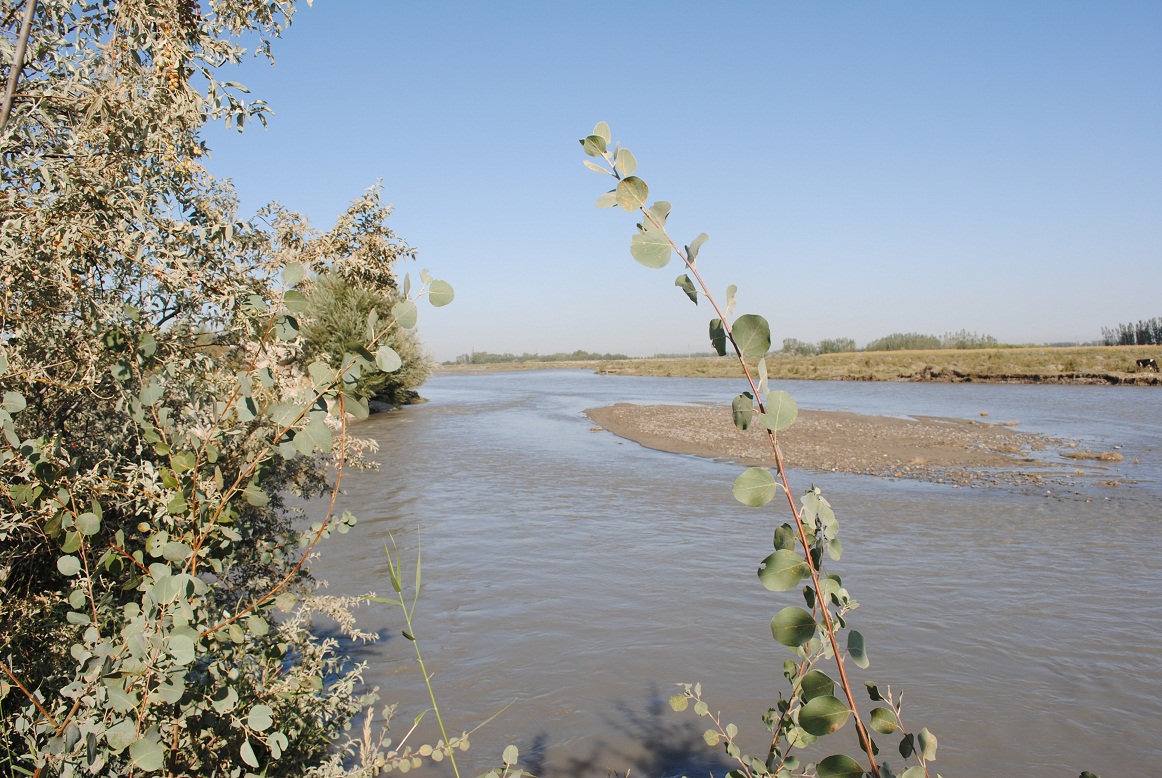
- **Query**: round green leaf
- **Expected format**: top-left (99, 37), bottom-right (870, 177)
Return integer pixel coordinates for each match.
top-left (848, 630), bottom-right (870, 669)
top-left (827, 537), bottom-right (843, 561)
top-left (675, 273), bottom-right (698, 305)
top-left (392, 299), bottom-right (418, 329)
top-left (798, 695), bottom-right (851, 736)
top-left (248, 704), bottom-right (274, 732)
top-left (800, 669), bottom-right (836, 702)
top-left (770, 606), bottom-right (816, 647)
top-left (758, 549), bottom-right (810, 591)
top-left (732, 314), bottom-right (771, 357)
top-left (130, 736), bottom-right (165, 772)
top-left (57, 555), bottom-right (82, 577)
top-left (502, 745), bottom-right (519, 766)
top-left (243, 485), bottom-right (270, 506)
top-left (161, 541), bottom-right (192, 562)
top-left (733, 467), bottom-right (779, 507)
top-left (630, 222), bottom-right (671, 268)
top-left (686, 232), bottom-right (709, 264)
top-left (731, 392), bottom-right (753, 430)
top-left (275, 314), bottom-right (299, 341)
top-left (815, 754), bottom-right (864, 778)
top-left (284, 289), bottom-right (309, 312)
top-left (668, 694), bottom-right (688, 712)
top-left (592, 121), bottom-right (611, 143)
top-left (211, 686), bottom-right (239, 714)
top-left (581, 134), bottom-right (607, 157)
top-left (168, 633), bottom-right (195, 665)
top-left (139, 380), bottom-right (163, 408)
top-left (918, 727), bottom-right (937, 760)
top-left (110, 359), bottom-right (132, 382)
top-left (375, 346), bottom-right (402, 373)
top-left (708, 318), bottom-right (727, 356)
top-left (647, 200), bottom-right (672, 225)
top-left (283, 262), bottom-right (306, 287)
top-left (616, 147), bottom-right (637, 176)
top-left (137, 331), bottom-right (157, 358)
top-left (307, 361), bottom-right (336, 388)
top-left (762, 390), bottom-right (799, 432)
top-left (869, 707), bottom-right (898, 734)
top-left (428, 279), bottom-right (454, 307)
top-left (595, 191), bottom-right (617, 208)
top-left (76, 512), bottom-right (101, 536)
top-left (170, 451), bottom-right (196, 473)
top-left (105, 719), bottom-right (136, 751)
top-left (241, 738), bottom-right (260, 769)
top-left (2, 391), bottom-right (26, 413)
top-left (615, 176), bottom-right (648, 211)
top-left (301, 416), bottom-right (333, 453)
top-left (773, 523), bottom-right (797, 551)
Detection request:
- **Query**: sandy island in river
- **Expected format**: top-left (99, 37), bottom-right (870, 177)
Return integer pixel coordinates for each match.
top-left (584, 404), bottom-right (1117, 488)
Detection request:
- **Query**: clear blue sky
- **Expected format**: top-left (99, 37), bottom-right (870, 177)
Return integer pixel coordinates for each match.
top-left (203, 1), bottom-right (1162, 362)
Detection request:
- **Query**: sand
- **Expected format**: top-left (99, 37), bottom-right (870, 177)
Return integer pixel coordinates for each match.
top-left (584, 403), bottom-right (1091, 488)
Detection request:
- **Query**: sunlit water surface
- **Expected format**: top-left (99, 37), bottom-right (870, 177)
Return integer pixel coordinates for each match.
top-left (305, 371), bottom-right (1162, 778)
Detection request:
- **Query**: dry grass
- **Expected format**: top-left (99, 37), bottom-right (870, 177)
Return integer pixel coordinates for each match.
top-left (610, 345), bottom-right (1162, 383)
top-left (1061, 450), bottom-right (1125, 462)
top-left (437, 345), bottom-right (1162, 385)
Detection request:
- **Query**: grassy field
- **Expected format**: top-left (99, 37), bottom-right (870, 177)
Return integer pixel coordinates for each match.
top-left (438, 345), bottom-right (1162, 385)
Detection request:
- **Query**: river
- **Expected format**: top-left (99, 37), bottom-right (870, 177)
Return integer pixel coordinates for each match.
top-left (306, 370), bottom-right (1162, 778)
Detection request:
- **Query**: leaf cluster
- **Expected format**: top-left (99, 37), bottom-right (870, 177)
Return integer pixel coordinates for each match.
top-left (582, 122), bottom-right (948, 778)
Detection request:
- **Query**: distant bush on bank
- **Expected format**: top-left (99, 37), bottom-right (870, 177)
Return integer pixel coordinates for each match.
top-left (781, 331), bottom-right (999, 355)
top-left (863, 332), bottom-right (943, 351)
top-left (1102, 317), bottom-right (1162, 346)
top-left (449, 349), bottom-right (630, 364)
top-left (819, 337), bottom-right (857, 354)
top-left (781, 338), bottom-right (822, 356)
top-left (863, 330), bottom-right (998, 351)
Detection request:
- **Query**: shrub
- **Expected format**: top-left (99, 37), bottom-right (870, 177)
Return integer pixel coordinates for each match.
top-left (781, 338), bottom-right (819, 356)
top-left (818, 338), bottom-right (857, 354)
top-left (300, 273), bottom-right (432, 406)
top-left (0, 2), bottom-right (455, 774)
top-left (864, 332), bottom-right (942, 351)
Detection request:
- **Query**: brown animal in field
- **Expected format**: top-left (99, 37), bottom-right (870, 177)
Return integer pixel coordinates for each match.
top-left (1136, 358), bottom-right (1159, 371)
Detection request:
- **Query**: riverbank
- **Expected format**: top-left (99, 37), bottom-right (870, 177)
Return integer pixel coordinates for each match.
top-left (585, 403), bottom-right (1128, 488)
top-left (439, 345), bottom-right (1162, 385)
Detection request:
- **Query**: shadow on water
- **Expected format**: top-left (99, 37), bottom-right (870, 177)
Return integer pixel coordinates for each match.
top-left (522, 685), bottom-right (736, 778)
top-left (310, 621), bottom-right (393, 665)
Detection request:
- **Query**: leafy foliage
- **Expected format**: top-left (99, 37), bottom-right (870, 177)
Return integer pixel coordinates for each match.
top-left (0, 2), bottom-right (461, 775)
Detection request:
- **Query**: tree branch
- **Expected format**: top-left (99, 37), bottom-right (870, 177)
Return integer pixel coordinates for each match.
top-left (0, 0), bottom-right (37, 134)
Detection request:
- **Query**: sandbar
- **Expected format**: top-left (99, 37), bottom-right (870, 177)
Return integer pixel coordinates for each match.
top-left (585, 403), bottom-right (1088, 487)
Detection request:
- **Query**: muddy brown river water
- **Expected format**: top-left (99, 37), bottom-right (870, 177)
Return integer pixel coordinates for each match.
top-left (305, 371), bottom-right (1162, 777)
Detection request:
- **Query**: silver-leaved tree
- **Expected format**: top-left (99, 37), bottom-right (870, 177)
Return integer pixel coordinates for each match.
top-left (0, 2), bottom-right (452, 775)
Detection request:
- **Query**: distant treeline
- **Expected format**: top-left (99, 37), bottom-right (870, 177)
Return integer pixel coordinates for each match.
top-left (781, 330), bottom-right (999, 355)
top-left (1101, 317), bottom-right (1162, 347)
top-left (448, 349), bottom-right (630, 364)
